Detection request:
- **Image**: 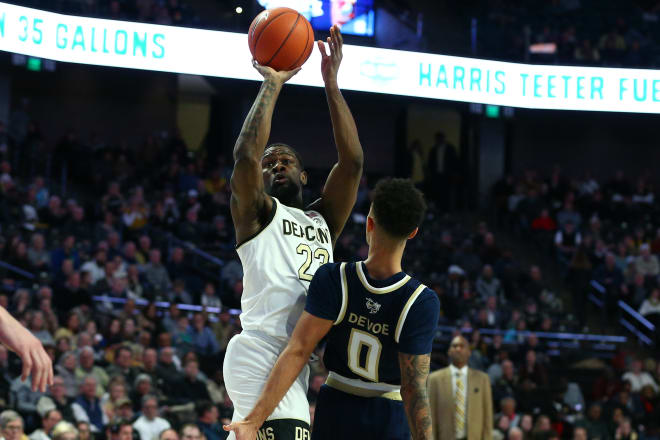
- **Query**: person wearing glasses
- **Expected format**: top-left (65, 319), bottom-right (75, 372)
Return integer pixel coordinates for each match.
top-left (0, 411), bottom-right (25, 440)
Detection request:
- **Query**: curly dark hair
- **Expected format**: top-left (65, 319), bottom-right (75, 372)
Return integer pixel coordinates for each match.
top-left (371, 178), bottom-right (427, 238)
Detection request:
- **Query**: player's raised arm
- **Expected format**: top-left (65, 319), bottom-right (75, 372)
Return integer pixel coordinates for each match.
top-left (230, 61), bottom-right (301, 244)
top-left (399, 352), bottom-right (433, 440)
top-left (311, 25), bottom-right (364, 244)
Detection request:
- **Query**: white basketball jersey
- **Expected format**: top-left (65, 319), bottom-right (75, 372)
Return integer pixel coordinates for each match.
top-left (236, 197), bottom-right (334, 340)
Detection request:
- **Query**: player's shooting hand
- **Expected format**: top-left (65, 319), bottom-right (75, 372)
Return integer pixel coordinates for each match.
top-left (222, 419), bottom-right (260, 440)
top-left (0, 307), bottom-right (53, 392)
top-left (318, 24), bottom-right (343, 86)
top-left (252, 59), bottom-right (301, 85)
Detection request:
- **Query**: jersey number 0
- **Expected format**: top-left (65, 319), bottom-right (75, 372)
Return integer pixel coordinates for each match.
top-left (296, 244), bottom-right (330, 281)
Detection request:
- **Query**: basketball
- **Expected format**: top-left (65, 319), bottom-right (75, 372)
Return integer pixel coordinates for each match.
top-left (248, 7), bottom-right (315, 72)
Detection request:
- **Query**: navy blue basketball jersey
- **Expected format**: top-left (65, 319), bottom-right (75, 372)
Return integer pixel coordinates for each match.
top-left (305, 261), bottom-right (440, 388)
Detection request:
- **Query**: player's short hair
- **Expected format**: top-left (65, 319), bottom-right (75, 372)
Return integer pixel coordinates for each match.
top-left (264, 143), bottom-right (305, 170)
top-left (371, 178), bottom-right (427, 238)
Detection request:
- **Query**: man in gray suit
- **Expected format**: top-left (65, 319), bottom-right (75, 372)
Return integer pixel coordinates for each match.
top-left (428, 335), bottom-right (493, 440)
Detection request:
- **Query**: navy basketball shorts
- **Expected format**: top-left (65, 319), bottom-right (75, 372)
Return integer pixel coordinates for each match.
top-left (311, 385), bottom-right (410, 440)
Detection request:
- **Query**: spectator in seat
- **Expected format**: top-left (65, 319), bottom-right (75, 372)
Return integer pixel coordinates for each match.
top-left (623, 273), bottom-right (647, 308)
top-left (200, 282), bottom-right (222, 310)
top-left (50, 236), bottom-right (79, 278)
top-left (557, 201), bottom-right (582, 229)
top-left (518, 350), bottom-right (548, 388)
top-left (129, 375), bottom-right (153, 413)
top-left (574, 39), bottom-right (600, 63)
top-left (135, 235), bottom-right (151, 266)
top-left (50, 421), bottom-right (78, 440)
top-left (28, 311), bottom-right (54, 347)
top-left (169, 279), bottom-right (192, 305)
top-left (71, 376), bottom-right (108, 433)
top-left (594, 253), bottom-right (625, 302)
top-left (531, 208), bottom-right (556, 232)
top-left (105, 420), bottom-right (133, 440)
top-left (495, 397), bottom-right (520, 429)
top-left (575, 403), bottom-right (609, 440)
top-left (29, 409), bottom-right (61, 440)
top-left (36, 376), bottom-right (75, 422)
top-left (476, 265), bottom-right (504, 300)
top-left (132, 395), bottom-right (170, 440)
top-left (54, 352), bottom-right (78, 398)
top-left (635, 243), bottom-right (659, 279)
top-left (40, 196), bottom-right (68, 229)
top-left (80, 248), bottom-right (107, 286)
top-left (572, 426), bottom-right (588, 440)
top-left (27, 233), bottom-right (51, 273)
top-left (171, 360), bottom-right (210, 404)
top-left (177, 209), bottom-right (204, 246)
top-left (144, 250), bottom-right (171, 293)
top-left (122, 242), bottom-right (138, 266)
top-left (155, 347), bottom-right (181, 394)
top-left (179, 425), bottom-right (201, 440)
top-left (187, 313), bottom-right (219, 358)
top-left (75, 347), bottom-right (108, 397)
top-left (106, 347), bottom-right (137, 389)
top-left (622, 359), bottom-right (659, 393)
top-left (0, 411), bottom-right (24, 440)
top-left (639, 288), bottom-right (660, 318)
top-left (555, 221), bottom-right (581, 272)
top-left (195, 401), bottom-right (223, 440)
top-left (492, 359), bottom-right (519, 405)
top-left (159, 429), bottom-right (178, 440)
top-left (480, 232), bottom-right (502, 266)
top-left (75, 422), bottom-right (91, 440)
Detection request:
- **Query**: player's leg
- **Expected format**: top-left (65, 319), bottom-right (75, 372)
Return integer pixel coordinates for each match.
top-left (224, 332), bottom-right (311, 439)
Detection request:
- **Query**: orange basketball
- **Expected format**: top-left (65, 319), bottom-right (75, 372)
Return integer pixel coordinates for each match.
top-left (248, 7), bottom-right (315, 71)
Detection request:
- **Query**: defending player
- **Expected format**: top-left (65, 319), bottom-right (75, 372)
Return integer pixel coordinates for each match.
top-left (224, 25), bottom-right (363, 439)
top-left (225, 178), bottom-right (440, 440)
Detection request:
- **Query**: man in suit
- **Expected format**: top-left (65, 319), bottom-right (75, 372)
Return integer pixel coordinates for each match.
top-left (426, 131), bottom-right (459, 210)
top-left (429, 335), bottom-right (493, 440)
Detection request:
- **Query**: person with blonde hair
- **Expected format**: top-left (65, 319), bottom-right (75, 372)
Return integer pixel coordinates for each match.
top-left (50, 422), bottom-right (78, 440)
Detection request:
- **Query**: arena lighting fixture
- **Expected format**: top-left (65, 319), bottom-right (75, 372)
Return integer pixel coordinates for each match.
top-left (3, 2), bottom-right (660, 113)
top-left (235, 6), bottom-right (243, 14)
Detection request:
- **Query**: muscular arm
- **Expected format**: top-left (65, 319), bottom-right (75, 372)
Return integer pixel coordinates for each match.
top-left (399, 353), bottom-right (433, 440)
top-left (230, 64), bottom-right (300, 244)
top-left (309, 27), bottom-right (363, 244)
top-left (225, 312), bottom-right (332, 436)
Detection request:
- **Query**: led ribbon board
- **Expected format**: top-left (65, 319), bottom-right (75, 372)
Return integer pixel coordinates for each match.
top-left (2, 2), bottom-right (660, 113)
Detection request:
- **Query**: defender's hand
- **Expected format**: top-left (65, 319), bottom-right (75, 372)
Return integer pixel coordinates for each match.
top-left (318, 25), bottom-right (343, 85)
top-left (0, 313), bottom-right (53, 392)
top-left (223, 419), bottom-right (261, 440)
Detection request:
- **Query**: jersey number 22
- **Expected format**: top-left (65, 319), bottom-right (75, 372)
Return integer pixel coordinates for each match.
top-left (296, 244), bottom-right (329, 281)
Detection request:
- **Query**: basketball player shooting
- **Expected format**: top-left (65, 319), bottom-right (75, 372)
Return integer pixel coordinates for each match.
top-left (223, 25), bottom-right (363, 439)
top-left (225, 179), bottom-right (439, 440)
